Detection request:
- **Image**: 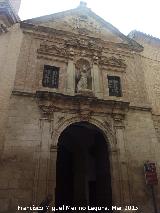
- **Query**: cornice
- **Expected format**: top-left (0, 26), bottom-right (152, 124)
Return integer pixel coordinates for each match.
top-left (36, 91), bottom-right (130, 116)
top-left (12, 90), bottom-right (35, 97)
top-left (23, 3), bottom-right (143, 53)
top-left (36, 36), bottom-right (127, 70)
top-left (12, 90), bottom-right (129, 116)
top-left (12, 90), bottom-right (153, 113)
top-left (128, 30), bottom-right (160, 46)
top-left (20, 21), bottom-right (143, 53)
top-left (129, 105), bottom-right (151, 112)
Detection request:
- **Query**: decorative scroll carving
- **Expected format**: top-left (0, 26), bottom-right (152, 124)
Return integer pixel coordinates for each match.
top-left (37, 43), bottom-right (67, 57)
top-left (79, 109), bottom-right (92, 121)
top-left (36, 91), bottom-right (129, 114)
top-left (65, 37), bottom-right (102, 51)
top-left (39, 104), bottom-right (60, 116)
top-left (100, 56), bottom-right (127, 68)
top-left (112, 113), bottom-right (125, 128)
top-left (71, 14), bottom-right (102, 35)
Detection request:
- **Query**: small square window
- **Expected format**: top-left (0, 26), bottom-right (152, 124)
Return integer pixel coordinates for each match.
top-left (107, 76), bottom-right (122, 97)
top-left (42, 65), bottom-right (59, 88)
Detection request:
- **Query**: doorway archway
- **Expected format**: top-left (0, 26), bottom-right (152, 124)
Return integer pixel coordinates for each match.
top-left (55, 121), bottom-right (112, 209)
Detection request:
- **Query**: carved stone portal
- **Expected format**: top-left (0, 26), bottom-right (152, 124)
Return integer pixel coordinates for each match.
top-left (75, 59), bottom-right (92, 95)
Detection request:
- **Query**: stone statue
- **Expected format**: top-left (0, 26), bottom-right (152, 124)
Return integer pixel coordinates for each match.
top-left (75, 59), bottom-right (92, 95)
top-left (77, 64), bottom-right (88, 91)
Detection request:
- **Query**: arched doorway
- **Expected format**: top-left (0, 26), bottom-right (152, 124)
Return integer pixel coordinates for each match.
top-left (55, 121), bottom-right (112, 210)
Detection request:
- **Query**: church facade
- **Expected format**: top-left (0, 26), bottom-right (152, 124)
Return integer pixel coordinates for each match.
top-left (0, 1), bottom-right (160, 212)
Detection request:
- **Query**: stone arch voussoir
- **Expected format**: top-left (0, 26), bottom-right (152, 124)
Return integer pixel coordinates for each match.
top-left (52, 116), bottom-right (115, 151)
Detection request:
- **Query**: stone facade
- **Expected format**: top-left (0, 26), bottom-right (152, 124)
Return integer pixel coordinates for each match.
top-left (0, 2), bottom-right (160, 213)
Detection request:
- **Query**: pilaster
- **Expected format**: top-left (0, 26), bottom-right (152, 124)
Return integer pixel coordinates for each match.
top-left (32, 119), bottom-right (53, 204)
top-left (92, 58), bottom-right (103, 98)
top-left (113, 114), bottom-right (131, 206)
top-left (50, 145), bottom-right (57, 205)
top-left (66, 49), bottom-right (75, 95)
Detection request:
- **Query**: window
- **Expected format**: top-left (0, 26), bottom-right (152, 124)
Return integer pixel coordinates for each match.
top-left (107, 76), bottom-right (122, 97)
top-left (42, 65), bottom-right (59, 88)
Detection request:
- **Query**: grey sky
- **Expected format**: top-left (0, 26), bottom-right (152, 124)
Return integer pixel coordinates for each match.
top-left (19, 0), bottom-right (160, 38)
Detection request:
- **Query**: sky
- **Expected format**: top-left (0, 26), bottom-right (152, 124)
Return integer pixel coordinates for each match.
top-left (19, 0), bottom-right (160, 38)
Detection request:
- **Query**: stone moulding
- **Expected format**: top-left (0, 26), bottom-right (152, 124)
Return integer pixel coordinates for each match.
top-left (34, 90), bottom-right (121, 151)
top-left (20, 21), bottom-right (143, 54)
top-left (36, 91), bottom-right (130, 116)
top-left (65, 37), bottom-right (103, 52)
top-left (37, 41), bottom-right (127, 70)
top-left (129, 105), bottom-right (151, 111)
top-left (50, 115), bottom-right (116, 149)
top-left (11, 90), bottom-right (130, 113)
top-left (12, 90), bottom-right (152, 113)
top-left (100, 56), bottom-right (127, 71)
top-left (37, 43), bottom-right (68, 58)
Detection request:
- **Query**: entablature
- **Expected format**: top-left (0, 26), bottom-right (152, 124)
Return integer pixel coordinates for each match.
top-left (20, 21), bottom-right (143, 58)
top-left (37, 38), bottom-right (127, 71)
top-left (35, 91), bottom-right (129, 117)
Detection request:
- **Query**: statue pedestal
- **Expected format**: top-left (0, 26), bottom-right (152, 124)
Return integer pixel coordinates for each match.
top-left (76, 89), bottom-right (94, 97)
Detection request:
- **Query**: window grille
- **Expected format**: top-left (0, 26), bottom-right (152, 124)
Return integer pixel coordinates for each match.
top-left (42, 65), bottom-right (59, 88)
top-left (108, 76), bottom-right (122, 97)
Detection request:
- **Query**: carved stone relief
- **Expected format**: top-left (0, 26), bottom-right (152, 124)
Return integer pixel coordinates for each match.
top-left (65, 37), bottom-right (103, 52)
top-left (37, 43), bottom-right (67, 58)
top-left (100, 56), bottom-right (127, 69)
top-left (37, 38), bottom-right (126, 69)
top-left (71, 15), bottom-right (101, 35)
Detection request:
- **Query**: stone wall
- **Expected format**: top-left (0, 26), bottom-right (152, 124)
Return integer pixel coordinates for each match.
top-left (0, 95), bottom-right (55, 212)
top-left (129, 32), bottom-right (160, 175)
top-left (1, 93), bottom-right (159, 212)
top-left (125, 109), bottom-right (160, 212)
top-left (0, 24), bottom-right (22, 154)
top-left (13, 29), bottom-right (150, 108)
top-left (0, 18), bottom-right (160, 213)
top-left (129, 31), bottom-right (160, 115)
